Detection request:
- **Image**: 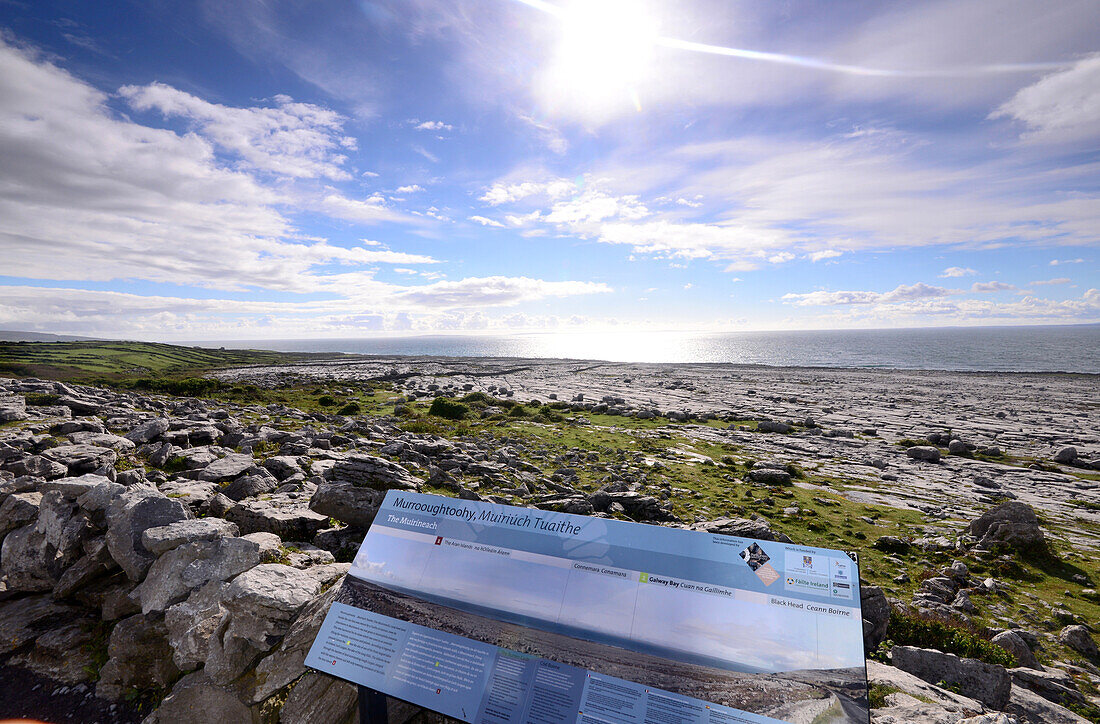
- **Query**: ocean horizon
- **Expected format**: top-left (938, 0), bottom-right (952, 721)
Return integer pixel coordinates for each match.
top-left (188, 323), bottom-right (1100, 374)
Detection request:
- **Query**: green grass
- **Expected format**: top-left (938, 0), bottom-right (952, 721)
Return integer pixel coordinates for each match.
top-left (0, 340), bottom-right (338, 383)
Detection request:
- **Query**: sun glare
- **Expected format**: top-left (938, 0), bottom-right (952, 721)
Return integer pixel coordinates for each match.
top-left (544, 0), bottom-right (659, 112)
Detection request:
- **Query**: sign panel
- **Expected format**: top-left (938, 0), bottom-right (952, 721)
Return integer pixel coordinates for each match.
top-left (306, 491), bottom-right (869, 724)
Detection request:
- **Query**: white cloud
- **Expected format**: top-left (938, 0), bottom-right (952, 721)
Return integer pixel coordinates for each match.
top-left (468, 215), bottom-right (505, 227)
top-left (412, 145), bottom-right (438, 163)
top-left (971, 281), bottom-right (1016, 292)
top-left (991, 54), bottom-right (1100, 143)
top-left (480, 178), bottom-right (577, 206)
top-left (320, 193), bottom-right (409, 225)
top-left (1029, 277), bottom-right (1071, 286)
top-left (395, 184), bottom-right (424, 194)
top-left (807, 249), bottom-right (843, 262)
top-left (767, 252), bottom-right (795, 264)
top-left (940, 266), bottom-right (978, 278)
top-left (782, 282), bottom-right (952, 306)
top-left (1051, 258), bottom-right (1085, 265)
top-left (413, 120), bottom-right (453, 131)
top-left (393, 276), bottom-right (612, 308)
top-left (120, 82), bottom-right (355, 180)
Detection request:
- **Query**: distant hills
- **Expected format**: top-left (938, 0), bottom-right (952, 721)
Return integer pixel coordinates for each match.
top-left (0, 330), bottom-right (102, 342)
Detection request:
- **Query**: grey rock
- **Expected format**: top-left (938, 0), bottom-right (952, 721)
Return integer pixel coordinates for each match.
top-left (0, 491), bottom-right (41, 539)
top-left (1, 523), bottom-right (59, 592)
top-left (323, 453), bottom-right (420, 491)
top-left (0, 594), bottom-right (86, 655)
top-left (141, 517), bottom-right (240, 555)
top-left (106, 489), bottom-right (192, 581)
top-left (1058, 624), bottom-right (1099, 659)
top-left (0, 394), bottom-right (27, 422)
top-left (221, 474), bottom-right (277, 501)
top-left (125, 418), bottom-right (170, 444)
top-left (689, 516), bottom-right (793, 543)
top-left (242, 531), bottom-right (283, 562)
top-left (906, 446), bottom-right (942, 463)
top-left (164, 580), bottom-right (231, 670)
top-left (54, 536), bottom-right (118, 598)
top-left (227, 495), bottom-right (329, 540)
top-left (278, 671), bottom-right (359, 724)
top-left (9, 616), bottom-right (97, 684)
top-left (205, 563), bottom-right (347, 684)
top-left (891, 645), bottom-right (1011, 709)
top-left (1010, 667), bottom-right (1087, 709)
top-left (966, 502), bottom-right (1045, 553)
top-left (861, 585), bottom-right (890, 652)
top-left (757, 420), bottom-right (791, 433)
top-left (250, 581), bottom-right (340, 702)
top-left (142, 670), bottom-right (252, 724)
top-left (261, 455), bottom-right (303, 481)
top-left (41, 473), bottom-right (112, 498)
top-left (1005, 684), bottom-right (1090, 724)
top-left (747, 468), bottom-right (792, 486)
top-left (133, 536), bottom-right (262, 613)
top-left (1053, 446), bottom-right (1078, 464)
top-left (96, 613), bottom-right (181, 700)
top-left (68, 431), bottom-right (135, 452)
top-left (56, 394), bottom-right (102, 415)
top-left (992, 631), bottom-right (1041, 670)
top-left (313, 526), bottom-right (366, 560)
top-left (4, 454), bottom-right (68, 480)
top-left (865, 659), bottom-right (986, 717)
top-left (198, 453), bottom-right (254, 482)
top-left (41, 443), bottom-right (117, 475)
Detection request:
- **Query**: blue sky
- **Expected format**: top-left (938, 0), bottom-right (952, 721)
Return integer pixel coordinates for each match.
top-left (0, 0), bottom-right (1097, 339)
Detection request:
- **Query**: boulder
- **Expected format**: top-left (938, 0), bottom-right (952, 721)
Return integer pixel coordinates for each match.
top-left (689, 516), bottom-right (793, 543)
top-left (757, 420), bottom-right (791, 433)
top-left (141, 670), bottom-right (253, 723)
top-left (0, 394), bottom-right (27, 422)
top-left (991, 630), bottom-right (1040, 670)
top-left (906, 446), bottom-right (942, 463)
top-left (221, 474), bottom-right (277, 501)
top-left (1005, 684), bottom-right (1091, 724)
top-left (747, 468), bottom-right (792, 486)
top-left (227, 495), bottom-right (329, 540)
top-left (323, 453), bottom-right (420, 491)
top-left (966, 502), bottom-right (1045, 553)
top-left (68, 431), bottom-right (135, 452)
top-left (262, 455), bottom-right (303, 481)
top-left (0, 594), bottom-right (87, 655)
top-left (141, 517), bottom-right (240, 555)
top-left (133, 536), bottom-right (263, 613)
top-left (164, 580), bottom-right (232, 670)
top-left (1010, 667), bottom-right (1088, 709)
top-left (1058, 625), bottom-right (1099, 659)
top-left (41, 443), bottom-right (117, 475)
top-left (1, 524), bottom-right (59, 592)
top-left (198, 453), bottom-right (254, 482)
top-left (205, 563), bottom-right (347, 684)
top-left (125, 418), bottom-right (170, 444)
top-left (4, 454), bottom-right (68, 480)
top-left (891, 645), bottom-right (1011, 709)
top-left (277, 671), bottom-right (360, 724)
top-left (250, 581), bottom-right (340, 702)
top-left (96, 613), bottom-right (181, 700)
top-left (53, 535), bottom-right (118, 598)
top-left (1053, 446), bottom-right (1078, 464)
top-left (9, 616), bottom-right (98, 684)
top-left (861, 585), bottom-right (890, 652)
top-left (866, 659), bottom-right (986, 718)
top-left (106, 489), bottom-right (191, 581)
top-left (0, 491), bottom-right (41, 539)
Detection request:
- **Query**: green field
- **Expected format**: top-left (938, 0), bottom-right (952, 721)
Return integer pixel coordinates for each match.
top-left (0, 340), bottom-right (333, 382)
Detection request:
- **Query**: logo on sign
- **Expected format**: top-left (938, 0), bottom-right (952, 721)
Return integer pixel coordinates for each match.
top-left (435, 536), bottom-right (443, 545)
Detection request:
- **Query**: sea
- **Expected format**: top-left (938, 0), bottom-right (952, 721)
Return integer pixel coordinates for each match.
top-left (193, 324), bottom-right (1100, 374)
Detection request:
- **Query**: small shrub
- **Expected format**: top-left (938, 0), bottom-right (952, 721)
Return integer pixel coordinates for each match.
top-left (337, 402), bottom-right (361, 416)
top-left (460, 391), bottom-right (492, 404)
top-left (507, 405), bottom-right (529, 418)
top-left (317, 395), bottom-right (337, 407)
top-left (886, 610), bottom-right (1016, 667)
top-left (428, 397), bottom-right (468, 420)
top-left (24, 392), bottom-right (61, 406)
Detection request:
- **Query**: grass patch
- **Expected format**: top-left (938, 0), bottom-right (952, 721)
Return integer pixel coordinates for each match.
top-left (877, 609), bottom-right (1015, 667)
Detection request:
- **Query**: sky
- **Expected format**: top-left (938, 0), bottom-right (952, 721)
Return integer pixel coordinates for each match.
top-left (0, 0), bottom-right (1098, 340)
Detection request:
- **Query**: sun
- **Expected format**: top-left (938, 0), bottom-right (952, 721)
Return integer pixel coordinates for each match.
top-left (541, 0), bottom-right (660, 114)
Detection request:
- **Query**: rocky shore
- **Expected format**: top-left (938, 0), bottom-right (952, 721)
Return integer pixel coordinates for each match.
top-left (1, 358), bottom-right (1098, 723)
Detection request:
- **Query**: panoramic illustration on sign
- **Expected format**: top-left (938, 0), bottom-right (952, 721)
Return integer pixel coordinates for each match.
top-left (306, 492), bottom-right (869, 724)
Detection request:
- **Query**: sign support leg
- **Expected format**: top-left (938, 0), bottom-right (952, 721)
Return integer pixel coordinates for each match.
top-left (359, 686), bottom-right (389, 724)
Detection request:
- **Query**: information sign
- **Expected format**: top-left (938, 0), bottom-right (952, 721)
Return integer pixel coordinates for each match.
top-left (306, 491), bottom-right (870, 724)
